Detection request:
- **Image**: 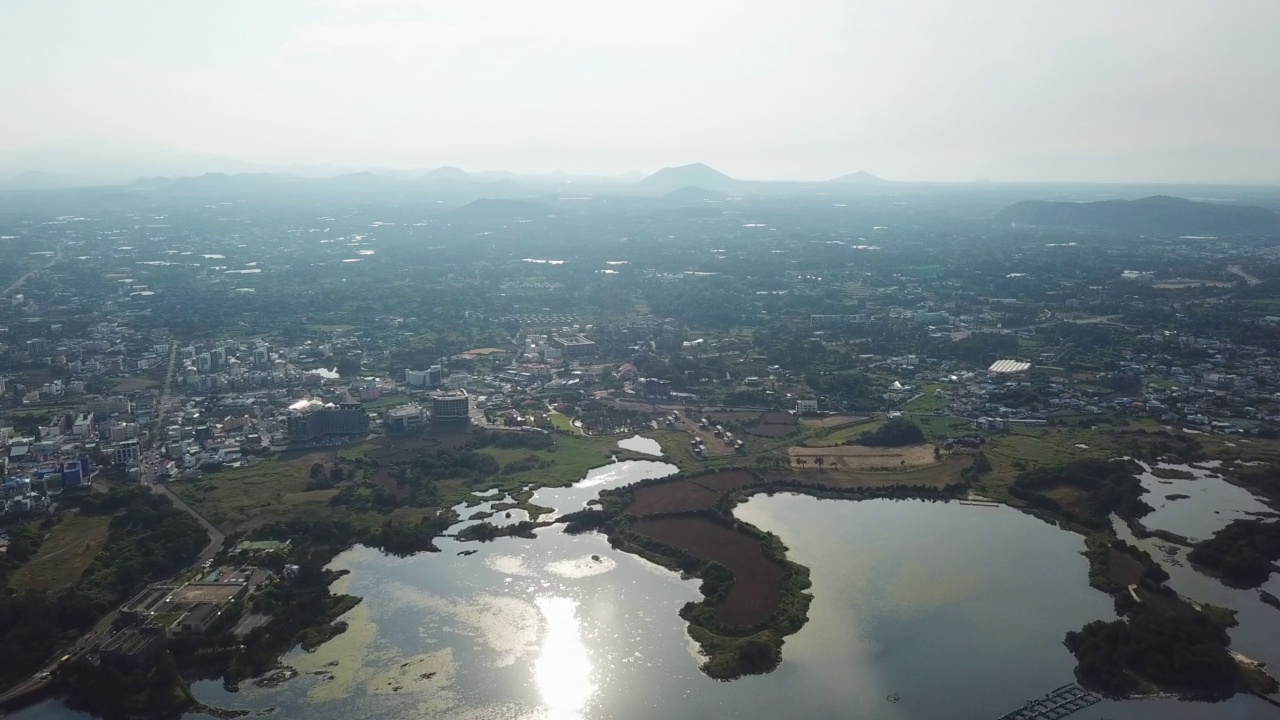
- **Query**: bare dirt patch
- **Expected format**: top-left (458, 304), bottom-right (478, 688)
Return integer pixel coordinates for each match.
top-left (632, 516), bottom-right (784, 627)
top-left (787, 443), bottom-right (937, 470)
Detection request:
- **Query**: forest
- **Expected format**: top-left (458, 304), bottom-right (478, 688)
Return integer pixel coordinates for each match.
top-left (0, 487), bottom-right (207, 688)
top-left (1188, 519), bottom-right (1280, 588)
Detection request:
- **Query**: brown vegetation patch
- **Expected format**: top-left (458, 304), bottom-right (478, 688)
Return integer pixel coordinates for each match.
top-left (745, 424), bottom-right (797, 438)
top-left (798, 415), bottom-right (871, 429)
top-left (704, 411), bottom-right (762, 425)
top-left (691, 470), bottom-right (760, 493)
top-left (1107, 547), bottom-right (1143, 587)
top-left (632, 516), bottom-right (783, 627)
top-left (625, 470), bottom-right (763, 516)
top-left (9, 515), bottom-right (111, 591)
top-left (627, 480), bottom-right (721, 515)
top-left (758, 412), bottom-right (799, 427)
top-left (370, 468), bottom-right (412, 499)
top-left (762, 455), bottom-right (969, 491)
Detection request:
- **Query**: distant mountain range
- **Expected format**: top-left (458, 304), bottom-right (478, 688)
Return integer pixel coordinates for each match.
top-left (995, 195), bottom-right (1280, 235)
top-left (830, 171), bottom-right (886, 184)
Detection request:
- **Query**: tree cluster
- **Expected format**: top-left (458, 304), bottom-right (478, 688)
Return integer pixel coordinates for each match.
top-left (1188, 519), bottom-right (1280, 588)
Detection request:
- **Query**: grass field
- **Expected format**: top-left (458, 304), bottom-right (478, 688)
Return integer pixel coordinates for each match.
top-left (804, 421), bottom-right (883, 447)
top-left (171, 451), bottom-right (338, 532)
top-left (976, 424), bottom-right (1123, 502)
top-left (548, 412), bottom-right (578, 433)
top-left (360, 393), bottom-right (413, 410)
top-left (10, 515), bottom-right (111, 591)
top-left (174, 432), bottom-right (653, 532)
top-left (111, 377), bottom-right (159, 393)
top-left (909, 414), bottom-right (976, 440)
top-left (902, 385), bottom-right (946, 413)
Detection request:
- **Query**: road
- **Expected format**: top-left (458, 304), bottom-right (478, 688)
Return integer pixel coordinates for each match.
top-left (143, 343), bottom-right (226, 561)
top-left (1227, 265), bottom-right (1262, 286)
top-left (0, 345), bottom-right (224, 711)
top-left (1, 245), bottom-right (62, 297)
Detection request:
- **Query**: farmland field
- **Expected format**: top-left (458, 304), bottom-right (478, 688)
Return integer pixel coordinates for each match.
top-left (788, 443), bottom-right (937, 470)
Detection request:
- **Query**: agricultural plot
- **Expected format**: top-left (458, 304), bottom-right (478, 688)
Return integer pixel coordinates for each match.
top-left (787, 443), bottom-right (938, 471)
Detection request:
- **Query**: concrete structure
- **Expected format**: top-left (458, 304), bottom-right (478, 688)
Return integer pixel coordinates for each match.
top-left (384, 404), bottom-right (425, 433)
top-left (988, 359), bottom-right (1033, 375)
top-left (109, 439), bottom-right (140, 466)
top-left (638, 377), bottom-right (671, 400)
top-left (797, 399), bottom-right (819, 414)
top-left (286, 402), bottom-right (369, 442)
top-left (552, 334), bottom-right (596, 359)
top-left (431, 391), bottom-right (470, 423)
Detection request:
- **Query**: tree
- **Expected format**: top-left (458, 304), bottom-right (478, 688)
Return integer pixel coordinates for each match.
top-left (328, 465), bottom-right (346, 486)
top-left (814, 457), bottom-right (825, 470)
top-left (856, 418), bottom-right (925, 447)
top-left (309, 463), bottom-right (324, 480)
top-left (795, 458), bottom-right (807, 470)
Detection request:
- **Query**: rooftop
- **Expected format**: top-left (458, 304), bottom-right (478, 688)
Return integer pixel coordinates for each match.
top-left (988, 359), bottom-right (1033, 374)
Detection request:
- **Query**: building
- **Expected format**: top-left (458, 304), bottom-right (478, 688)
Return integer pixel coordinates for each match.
top-left (431, 391), bottom-right (470, 423)
top-left (552, 334), bottom-right (597, 359)
top-left (988, 359), bottom-right (1032, 376)
top-left (638, 377), bottom-right (671, 400)
top-left (407, 365), bottom-right (444, 388)
top-left (286, 402), bottom-right (369, 442)
top-left (109, 439), bottom-right (141, 466)
top-left (384, 405), bottom-right (425, 433)
top-left (98, 625), bottom-right (167, 669)
top-left (797, 399), bottom-right (819, 414)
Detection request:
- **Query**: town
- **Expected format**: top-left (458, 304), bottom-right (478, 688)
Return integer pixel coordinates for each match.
top-left (2, 174), bottom-right (1280, 718)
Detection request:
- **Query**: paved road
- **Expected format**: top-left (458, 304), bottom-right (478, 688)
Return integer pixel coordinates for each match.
top-left (1, 245), bottom-right (62, 297)
top-left (143, 343), bottom-right (226, 561)
top-left (0, 345), bottom-right (223, 710)
top-left (1228, 264), bottom-right (1262, 286)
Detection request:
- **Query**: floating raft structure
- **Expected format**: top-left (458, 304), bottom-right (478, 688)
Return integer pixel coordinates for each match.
top-left (997, 683), bottom-right (1102, 720)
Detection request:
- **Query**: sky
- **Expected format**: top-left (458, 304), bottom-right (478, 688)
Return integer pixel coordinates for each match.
top-left (1, 0), bottom-right (1279, 183)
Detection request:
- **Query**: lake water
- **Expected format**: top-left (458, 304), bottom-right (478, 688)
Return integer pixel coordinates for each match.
top-left (1134, 461), bottom-right (1274, 542)
top-left (616, 435), bottom-right (663, 457)
top-left (15, 462), bottom-right (1280, 720)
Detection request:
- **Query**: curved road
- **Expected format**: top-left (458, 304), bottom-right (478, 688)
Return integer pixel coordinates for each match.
top-left (0, 344), bottom-right (223, 711)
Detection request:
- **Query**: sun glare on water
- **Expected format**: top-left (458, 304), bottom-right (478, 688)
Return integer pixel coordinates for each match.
top-left (534, 596), bottom-right (595, 720)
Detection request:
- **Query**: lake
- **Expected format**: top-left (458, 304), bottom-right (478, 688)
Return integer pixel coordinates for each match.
top-left (616, 435), bottom-right (663, 457)
top-left (14, 461), bottom-right (1280, 719)
top-left (1134, 460), bottom-right (1273, 541)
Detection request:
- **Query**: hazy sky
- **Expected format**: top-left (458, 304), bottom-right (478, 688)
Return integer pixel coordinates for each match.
top-left (2, 0), bottom-right (1279, 183)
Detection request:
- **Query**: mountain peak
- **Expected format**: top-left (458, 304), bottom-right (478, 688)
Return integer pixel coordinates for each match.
top-left (830, 170), bottom-right (886, 184)
top-left (637, 163), bottom-right (736, 193)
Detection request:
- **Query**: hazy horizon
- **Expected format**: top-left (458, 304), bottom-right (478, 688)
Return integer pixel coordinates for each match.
top-left (3, 0), bottom-right (1279, 185)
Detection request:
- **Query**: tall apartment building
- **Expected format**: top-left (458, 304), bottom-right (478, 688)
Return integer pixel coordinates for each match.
top-left (287, 403), bottom-right (369, 442)
top-left (430, 391), bottom-right (470, 423)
